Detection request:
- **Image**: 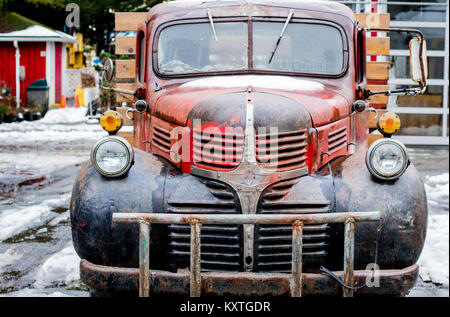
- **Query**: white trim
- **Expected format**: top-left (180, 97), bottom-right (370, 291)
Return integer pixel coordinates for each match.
top-left (46, 42), bottom-right (55, 106)
top-left (390, 21), bottom-right (447, 28)
top-left (388, 107), bottom-right (449, 115)
top-left (394, 136), bottom-right (449, 146)
top-left (13, 41), bottom-right (20, 108)
top-left (389, 78), bottom-right (447, 86)
top-left (390, 49), bottom-right (446, 57)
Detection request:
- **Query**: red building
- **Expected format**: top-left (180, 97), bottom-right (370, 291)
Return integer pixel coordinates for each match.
top-left (0, 12), bottom-right (76, 108)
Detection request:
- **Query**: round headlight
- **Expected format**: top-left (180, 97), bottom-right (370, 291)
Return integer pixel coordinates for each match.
top-left (91, 136), bottom-right (134, 177)
top-left (366, 139), bottom-right (409, 180)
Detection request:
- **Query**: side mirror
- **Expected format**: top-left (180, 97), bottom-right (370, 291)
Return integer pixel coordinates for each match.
top-left (409, 37), bottom-right (428, 88)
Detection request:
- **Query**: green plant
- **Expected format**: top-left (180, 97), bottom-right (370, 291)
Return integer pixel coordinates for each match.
top-left (0, 104), bottom-right (7, 116)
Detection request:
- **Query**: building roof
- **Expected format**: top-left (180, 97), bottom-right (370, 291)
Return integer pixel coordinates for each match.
top-left (0, 12), bottom-right (76, 43)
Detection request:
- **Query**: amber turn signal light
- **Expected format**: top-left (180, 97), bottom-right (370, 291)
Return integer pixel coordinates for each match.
top-left (100, 110), bottom-right (123, 135)
top-left (377, 112), bottom-right (401, 136)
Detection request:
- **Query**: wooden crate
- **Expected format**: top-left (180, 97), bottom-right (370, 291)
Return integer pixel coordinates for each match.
top-left (355, 13), bottom-right (391, 110)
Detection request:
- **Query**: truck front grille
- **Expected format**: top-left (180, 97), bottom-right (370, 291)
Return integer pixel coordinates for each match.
top-left (167, 180), bottom-right (243, 272)
top-left (255, 179), bottom-right (330, 272)
top-left (256, 129), bottom-right (308, 172)
top-left (192, 127), bottom-right (244, 171)
top-left (255, 224), bottom-right (329, 273)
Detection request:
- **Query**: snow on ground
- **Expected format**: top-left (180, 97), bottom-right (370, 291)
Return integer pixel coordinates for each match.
top-left (33, 242), bottom-right (81, 289)
top-left (0, 194), bottom-right (70, 241)
top-left (418, 173), bottom-right (449, 288)
top-left (0, 121), bottom-right (105, 148)
top-left (39, 108), bottom-right (89, 125)
top-left (0, 247), bottom-right (23, 271)
top-left (424, 173), bottom-right (449, 213)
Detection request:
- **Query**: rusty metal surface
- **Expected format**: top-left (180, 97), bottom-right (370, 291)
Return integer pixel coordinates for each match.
top-left (190, 222), bottom-right (202, 297)
top-left (343, 218), bottom-right (355, 297)
top-left (80, 260), bottom-right (419, 296)
top-left (291, 221), bottom-right (303, 297)
top-left (113, 211), bottom-right (381, 226)
top-left (139, 221), bottom-right (150, 297)
top-left (114, 211), bottom-right (379, 297)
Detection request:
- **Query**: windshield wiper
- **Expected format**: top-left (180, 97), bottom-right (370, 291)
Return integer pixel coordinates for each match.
top-left (268, 9), bottom-right (294, 64)
top-left (207, 9), bottom-right (219, 42)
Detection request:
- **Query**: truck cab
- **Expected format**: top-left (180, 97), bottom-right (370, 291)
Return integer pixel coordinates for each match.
top-left (71, 0), bottom-right (428, 297)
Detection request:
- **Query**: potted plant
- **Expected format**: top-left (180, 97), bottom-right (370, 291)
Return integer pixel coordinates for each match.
top-left (4, 106), bottom-right (19, 123)
top-left (0, 104), bottom-right (7, 124)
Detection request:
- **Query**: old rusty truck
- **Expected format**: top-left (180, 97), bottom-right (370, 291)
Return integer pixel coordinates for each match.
top-left (70, 0), bottom-right (429, 297)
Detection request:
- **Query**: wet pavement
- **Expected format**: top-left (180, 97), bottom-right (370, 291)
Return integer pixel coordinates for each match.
top-left (0, 118), bottom-right (448, 297)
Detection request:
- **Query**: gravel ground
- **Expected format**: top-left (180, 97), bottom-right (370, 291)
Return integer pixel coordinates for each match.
top-left (0, 113), bottom-right (448, 297)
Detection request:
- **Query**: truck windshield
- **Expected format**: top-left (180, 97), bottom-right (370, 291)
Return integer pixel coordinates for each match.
top-left (157, 21), bottom-right (344, 76)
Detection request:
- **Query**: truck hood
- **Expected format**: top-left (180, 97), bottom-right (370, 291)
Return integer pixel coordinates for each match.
top-left (152, 75), bottom-right (351, 128)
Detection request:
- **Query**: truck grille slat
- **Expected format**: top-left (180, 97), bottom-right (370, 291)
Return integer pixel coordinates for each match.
top-left (256, 129), bottom-right (308, 172)
top-left (193, 128), bottom-right (244, 171)
top-left (328, 126), bottom-right (347, 153)
top-left (167, 180), bottom-right (243, 272)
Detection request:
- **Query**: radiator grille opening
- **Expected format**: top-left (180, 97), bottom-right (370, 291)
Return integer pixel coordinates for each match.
top-left (152, 125), bottom-right (171, 153)
top-left (256, 129), bottom-right (308, 172)
top-left (327, 126), bottom-right (347, 153)
top-left (167, 180), bottom-right (243, 272)
top-left (255, 224), bottom-right (329, 273)
top-left (193, 128), bottom-right (244, 171)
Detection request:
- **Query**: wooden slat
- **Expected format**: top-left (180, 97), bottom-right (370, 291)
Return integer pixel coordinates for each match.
top-left (355, 13), bottom-right (390, 29)
top-left (368, 131), bottom-right (384, 146)
top-left (369, 109), bottom-right (388, 129)
top-left (116, 83), bottom-right (136, 103)
top-left (116, 59), bottom-right (135, 79)
top-left (116, 36), bottom-right (137, 55)
top-left (366, 37), bottom-right (390, 56)
top-left (115, 12), bottom-right (147, 31)
top-left (367, 85), bottom-right (389, 105)
top-left (366, 62), bottom-right (389, 81)
top-left (117, 131), bottom-right (135, 147)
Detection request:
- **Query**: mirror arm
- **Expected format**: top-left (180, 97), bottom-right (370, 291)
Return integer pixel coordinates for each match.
top-left (365, 27), bottom-right (427, 90)
top-left (364, 87), bottom-right (422, 99)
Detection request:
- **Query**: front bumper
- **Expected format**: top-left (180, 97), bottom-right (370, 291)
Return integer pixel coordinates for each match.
top-left (80, 259), bottom-right (419, 296)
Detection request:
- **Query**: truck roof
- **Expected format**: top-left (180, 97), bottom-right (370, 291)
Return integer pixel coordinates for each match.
top-left (146, 0), bottom-right (355, 25)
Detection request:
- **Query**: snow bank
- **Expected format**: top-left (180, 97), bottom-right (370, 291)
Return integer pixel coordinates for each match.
top-left (40, 108), bottom-right (89, 124)
top-left (0, 121), bottom-right (105, 147)
top-left (418, 173), bottom-right (449, 287)
top-left (0, 248), bottom-right (23, 271)
top-left (34, 242), bottom-right (81, 289)
top-left (0, 194), bottom-right (70, 241)
top-left (425, 173), bottom-right (449, 212)
top-left (419, 214), bottom-right (449, 287)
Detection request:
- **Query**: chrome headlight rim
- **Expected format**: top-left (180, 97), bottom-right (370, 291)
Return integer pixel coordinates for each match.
top-left (366, 138), bottom-right (409, 181)
top-left (90, 136), bottom-right (134, 178)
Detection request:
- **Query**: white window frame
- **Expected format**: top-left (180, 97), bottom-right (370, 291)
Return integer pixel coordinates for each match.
top-left (335, 1), bottom-right (449, 145)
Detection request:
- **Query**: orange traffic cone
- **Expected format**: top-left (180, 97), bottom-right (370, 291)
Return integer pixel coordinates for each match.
top-left (74, 94), bottom-right (80, 108)
top-left (60, 94), bottom-right (66, 109)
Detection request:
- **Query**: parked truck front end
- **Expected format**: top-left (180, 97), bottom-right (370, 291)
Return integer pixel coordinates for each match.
top-left (70, 0), bottom-right (428, 296)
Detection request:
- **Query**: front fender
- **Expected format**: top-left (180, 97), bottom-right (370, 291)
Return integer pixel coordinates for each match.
top-left (331, 147), bottom-right (428, 270)
top-left (70, 149), bottom-right (171, 268)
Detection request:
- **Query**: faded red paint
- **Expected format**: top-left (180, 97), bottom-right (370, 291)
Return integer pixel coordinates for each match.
top-left (132, 0), bottom-right (365, 175)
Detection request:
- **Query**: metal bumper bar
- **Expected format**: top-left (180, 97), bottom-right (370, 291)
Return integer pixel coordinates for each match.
top-left (112, 211), bottom-right (382, 297)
